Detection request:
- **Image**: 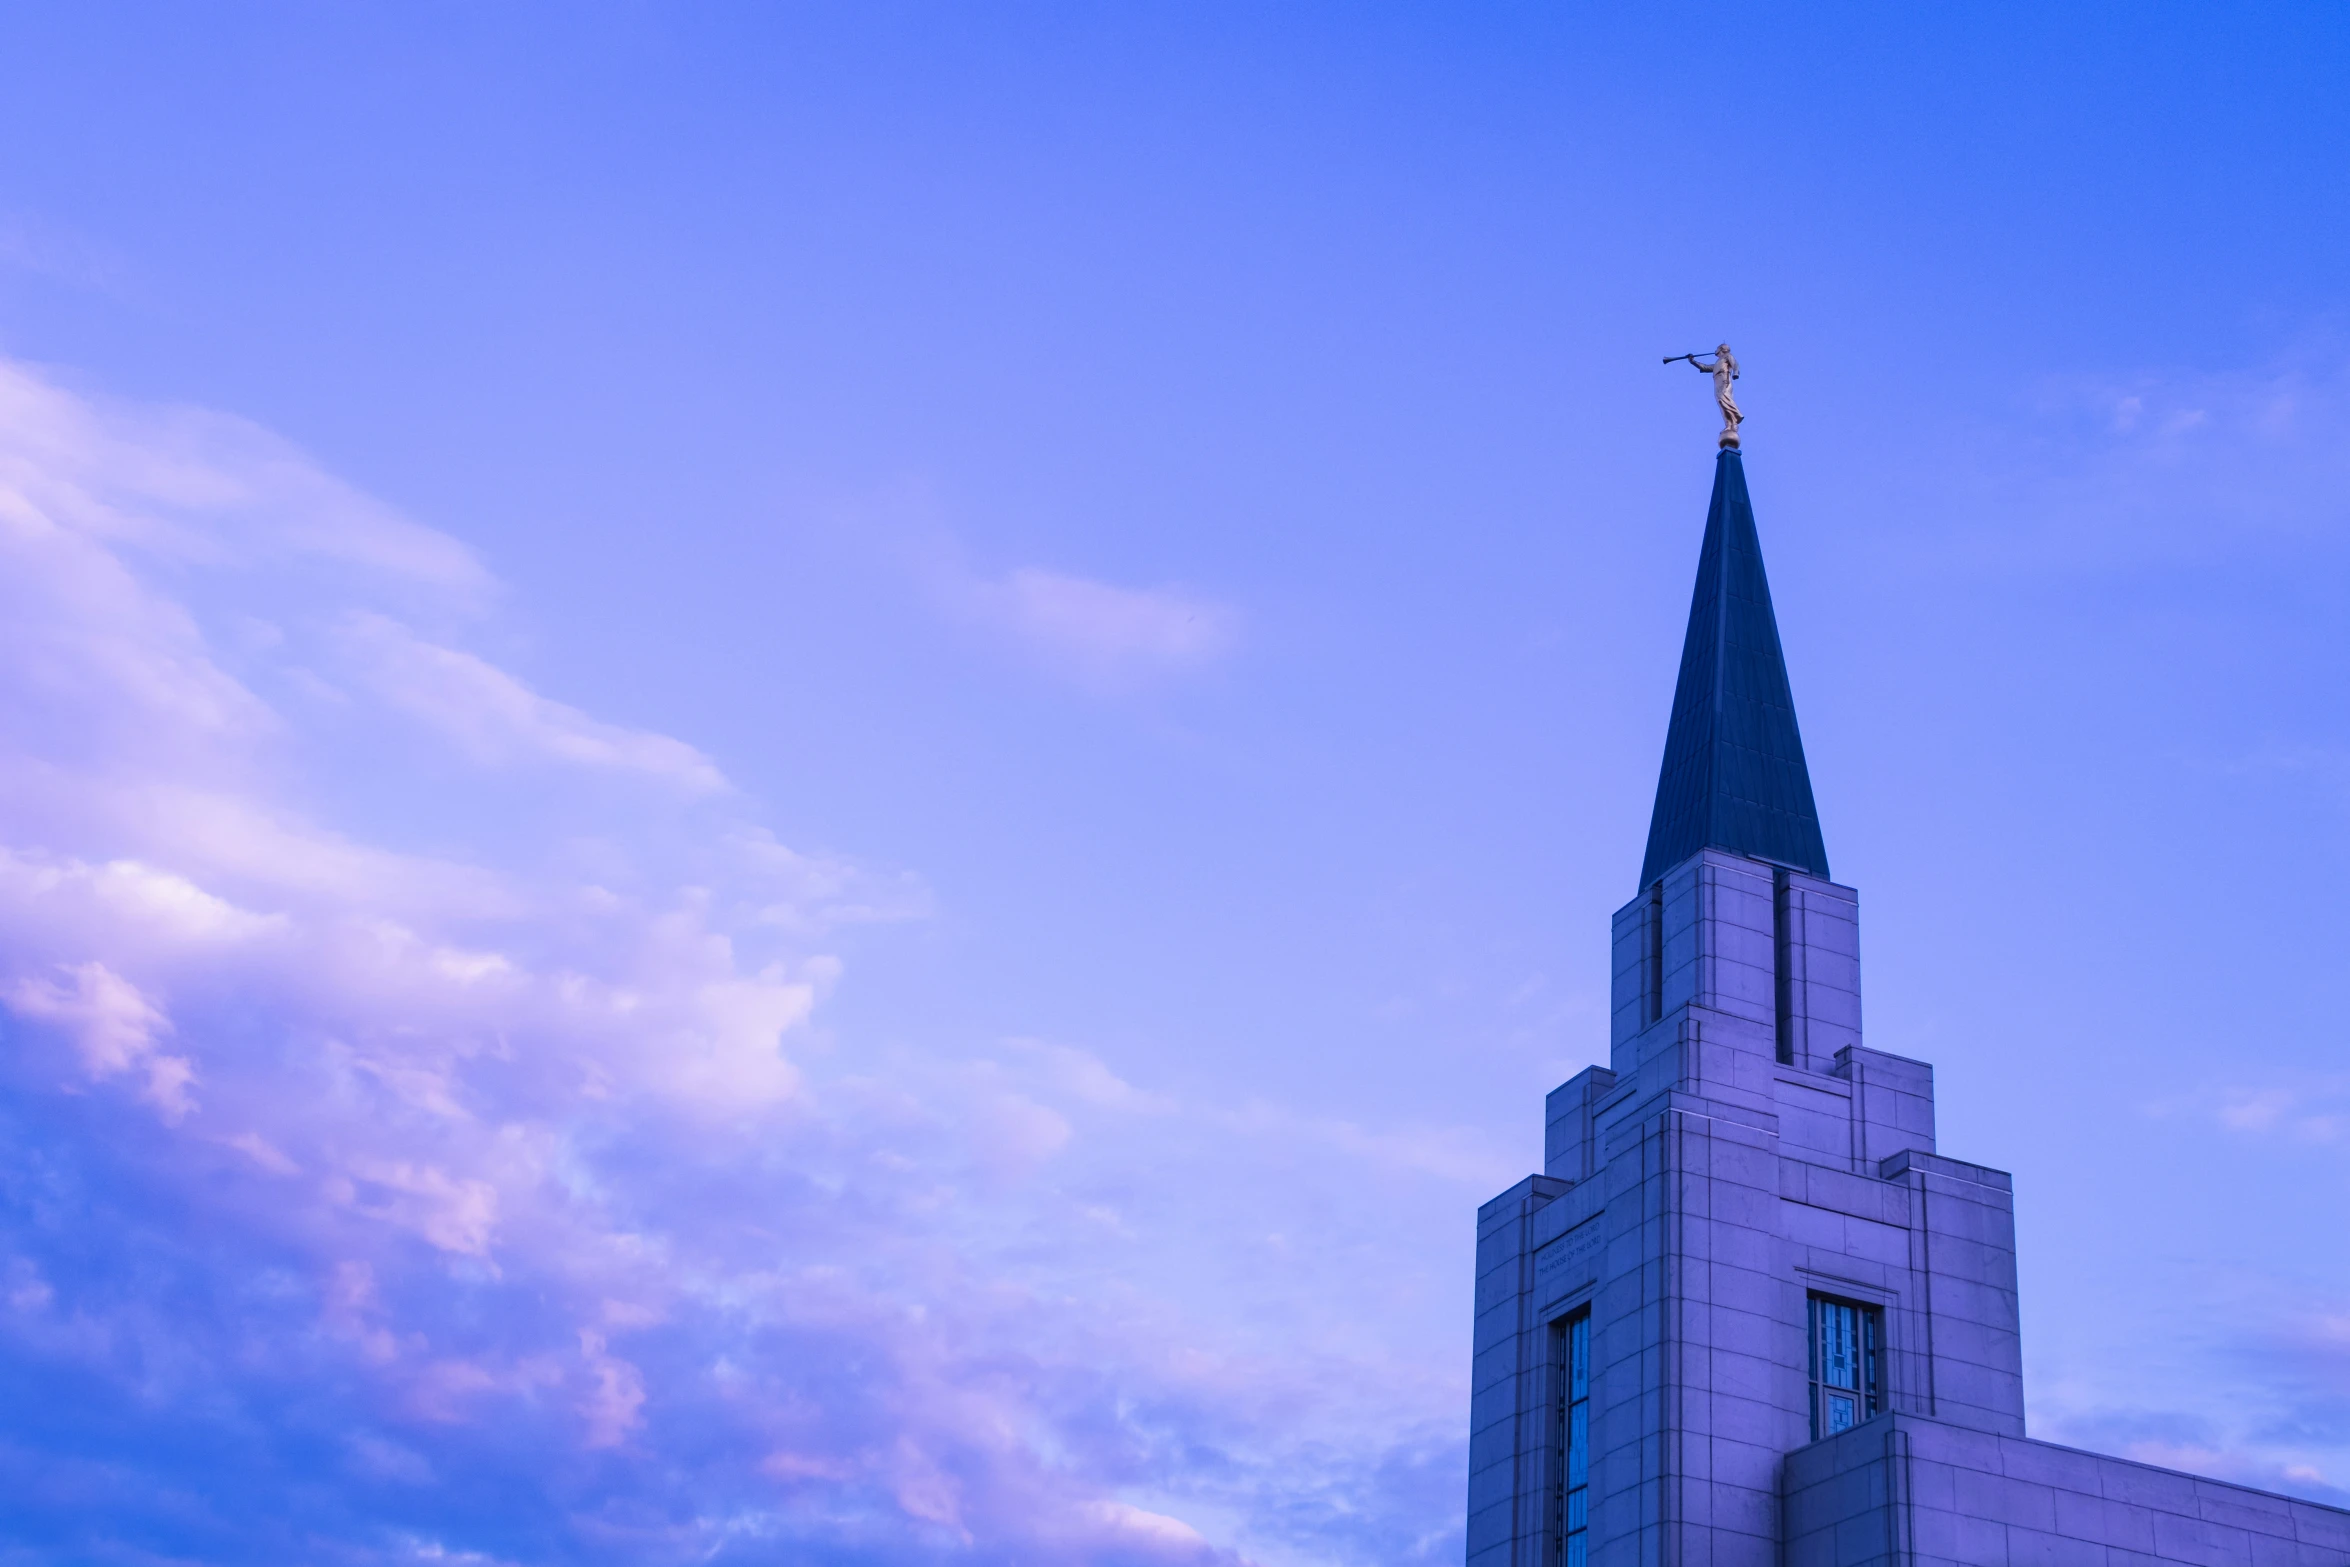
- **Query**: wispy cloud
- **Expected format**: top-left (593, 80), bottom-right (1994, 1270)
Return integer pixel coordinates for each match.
top-left (2057, 1084), bottom-right (2350, 1507)
top-left (339, 612), bottom-right (728, 792)
top-left (2148, 1075), bottom-right (2350, 1145)
top-left (2214, 1082), bottom-right (2350, 1143)
top-left (2038, 1407), bottom-right (2350, 1510)
top-left (0, 209), bottom-right (130, 293)
top-left (4, 959), bottom-right (194, 1121)
top-left (939, 561), bottom-right (1239, 690)
top-left (0, 358), bottom-right (490, 595)
top-left (0, 359), bottom-right (1456, 1566)
top-left (1932, 335), bottom-right (2350, 573)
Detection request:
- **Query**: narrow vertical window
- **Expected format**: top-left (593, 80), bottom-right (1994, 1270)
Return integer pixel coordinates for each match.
top-left (1552, 1310), bottom-right (1591, 1567)
top-left (1806, 1294), bottom-right (1882, 1438)
top-left (1773, 869), bottom-right (1793, 1065)
top-left (1644, 882), bottom-right (1664, 1025)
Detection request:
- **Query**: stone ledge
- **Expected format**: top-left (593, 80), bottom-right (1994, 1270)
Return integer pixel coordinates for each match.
top-left (1878, 1148), bottom-right (2014, 1191)
top-left (1785, 1413), bottom-right (2350, 1567)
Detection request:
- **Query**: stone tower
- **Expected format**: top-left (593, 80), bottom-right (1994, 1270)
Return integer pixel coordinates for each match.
top-left (1466, 450), bottom-right (2350, 1567)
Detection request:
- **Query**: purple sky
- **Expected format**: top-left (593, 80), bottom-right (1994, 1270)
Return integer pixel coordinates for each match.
top-left (0, 6), bottom-right (2346, 1563)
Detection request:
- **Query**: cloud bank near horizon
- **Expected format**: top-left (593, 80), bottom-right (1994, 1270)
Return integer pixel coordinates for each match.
top-left (0, 360), bottom-right (1478, 1566)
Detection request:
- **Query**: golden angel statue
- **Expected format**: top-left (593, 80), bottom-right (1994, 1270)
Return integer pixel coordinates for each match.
top-left (1664, 344), bottom-right (1742, 448)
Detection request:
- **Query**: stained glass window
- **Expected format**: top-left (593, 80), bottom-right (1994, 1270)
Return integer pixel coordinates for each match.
top-left (1807, 1294), bottom-right (1881, 1439)
top-left (1555, 1310), bottom-right (1591, 1567)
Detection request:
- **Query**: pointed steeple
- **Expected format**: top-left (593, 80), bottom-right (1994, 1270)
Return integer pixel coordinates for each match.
top-left (1638, 450), bottom-right (1829, 888)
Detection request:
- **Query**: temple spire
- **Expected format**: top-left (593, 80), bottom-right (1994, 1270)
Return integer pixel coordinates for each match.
top-left (1637, 449), bottom-right (1828, 888)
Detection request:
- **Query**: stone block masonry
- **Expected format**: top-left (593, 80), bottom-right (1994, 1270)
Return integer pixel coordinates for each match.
top-left (1785, 1414), bottom-right (2350, 1567)
top-left (1471, 449), bottom-right (2349, 1566)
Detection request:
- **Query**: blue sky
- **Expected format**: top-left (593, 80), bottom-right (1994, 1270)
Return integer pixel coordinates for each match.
top-left (0, 5), bottom-right (2345, 1563)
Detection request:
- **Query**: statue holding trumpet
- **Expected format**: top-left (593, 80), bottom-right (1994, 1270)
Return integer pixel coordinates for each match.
top-left (1663, 344), bottom-right (1741, 448)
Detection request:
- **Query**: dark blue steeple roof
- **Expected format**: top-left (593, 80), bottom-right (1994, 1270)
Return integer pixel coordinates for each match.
top-left (1638, 450), bottom-right (1830, 888)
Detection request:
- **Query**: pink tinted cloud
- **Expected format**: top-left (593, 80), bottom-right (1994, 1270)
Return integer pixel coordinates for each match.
top-left (0, 359), bottom-right (1466, 1565)
top-left (4, 959), bottom-right (193, 1120)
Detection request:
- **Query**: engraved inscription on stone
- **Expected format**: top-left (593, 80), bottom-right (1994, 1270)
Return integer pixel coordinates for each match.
top-left (1533, 1214), bottom-right (1605, 1305)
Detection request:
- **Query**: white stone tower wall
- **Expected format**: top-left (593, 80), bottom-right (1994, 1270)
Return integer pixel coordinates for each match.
top-left (1469, 846), bottom-right (2027, 1567)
